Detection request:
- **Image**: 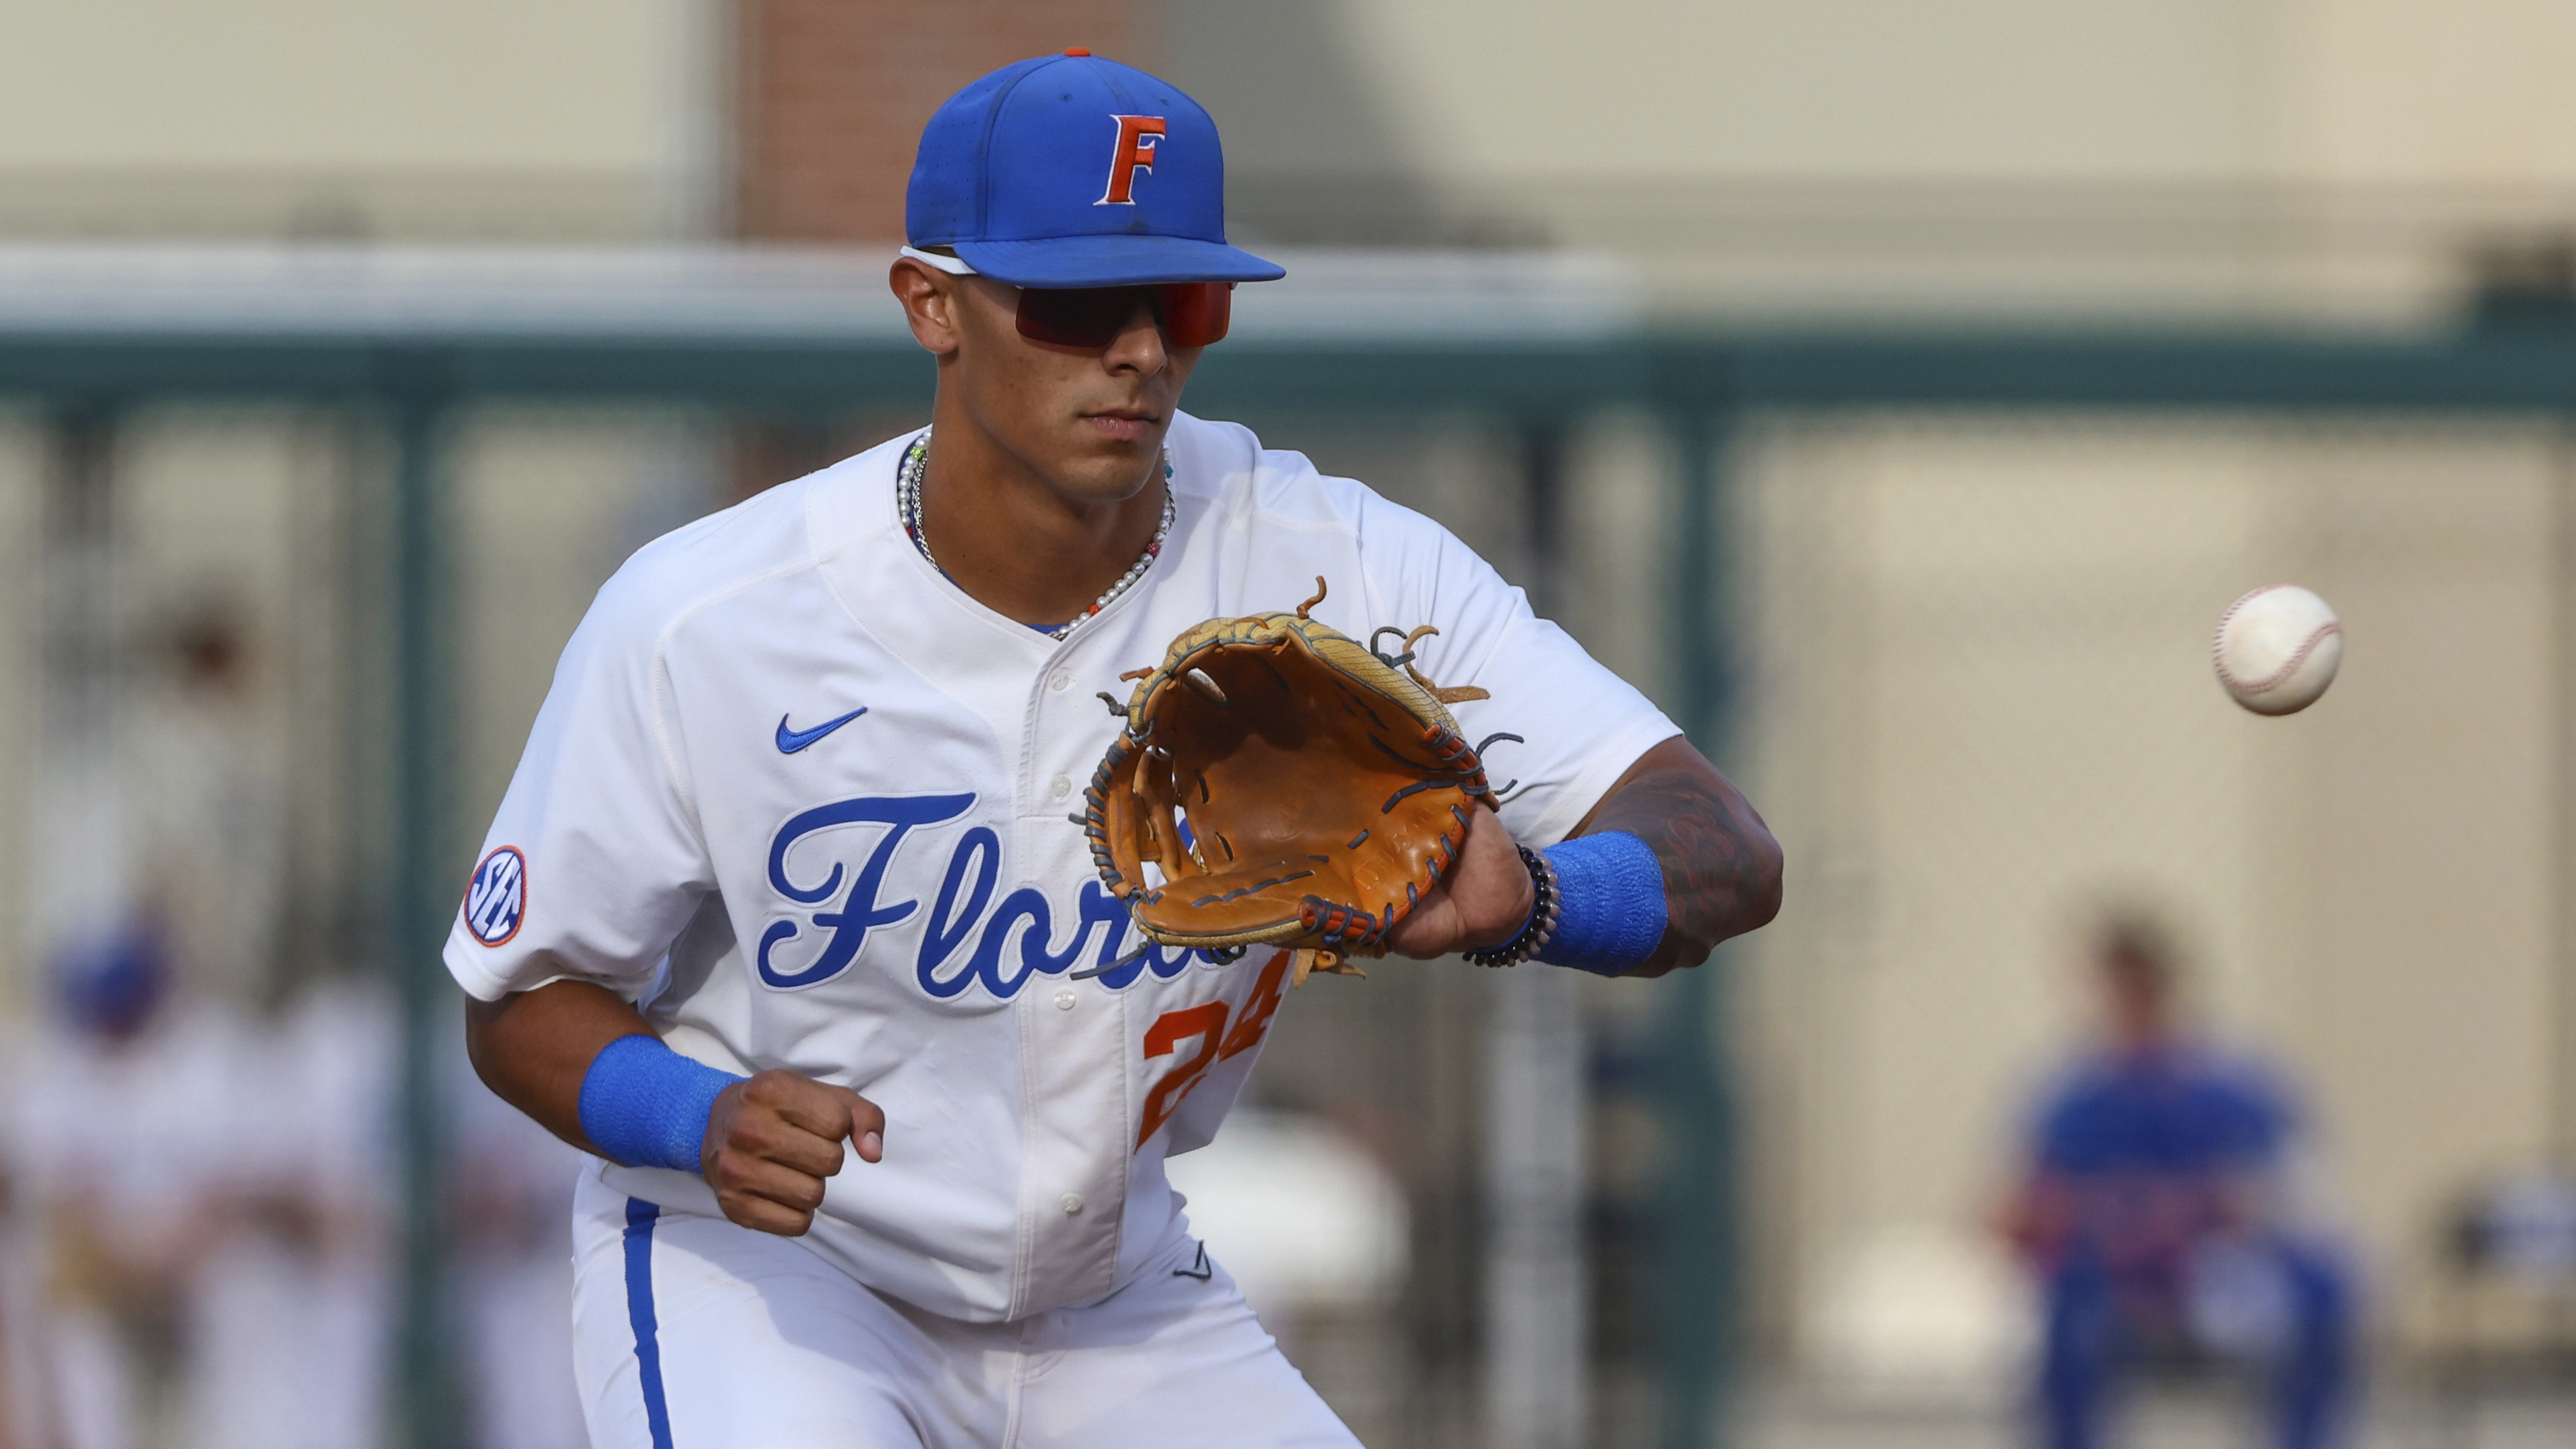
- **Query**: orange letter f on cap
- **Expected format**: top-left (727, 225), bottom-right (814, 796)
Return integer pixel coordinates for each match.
top-left (1097, 115), bottom-right (1166, 206)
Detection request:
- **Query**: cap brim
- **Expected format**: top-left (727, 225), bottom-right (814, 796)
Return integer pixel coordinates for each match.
top-left (954, 235), bottom-right (1285, 288)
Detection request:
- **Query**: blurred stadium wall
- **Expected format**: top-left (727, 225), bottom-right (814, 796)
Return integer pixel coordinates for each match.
top-left (0, 0), bottom-right (723, 241)
top-left (7, 4), bottom-right (2576, 1448)
top-left (5, 0), bottom-right (2576, 294)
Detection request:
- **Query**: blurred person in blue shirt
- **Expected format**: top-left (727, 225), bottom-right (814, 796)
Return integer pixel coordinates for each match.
top-left (1998, 916), bottom-right (2357, 1449)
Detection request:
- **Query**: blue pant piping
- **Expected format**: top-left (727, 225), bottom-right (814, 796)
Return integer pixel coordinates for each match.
top-left (622, 1198), bottom-right (676, 1449)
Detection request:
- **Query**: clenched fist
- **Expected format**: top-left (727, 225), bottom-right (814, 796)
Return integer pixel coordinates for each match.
top-left (700, 1069), bottom-right (884, 1236)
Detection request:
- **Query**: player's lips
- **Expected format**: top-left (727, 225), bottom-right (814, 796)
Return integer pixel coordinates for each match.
top-left (1081, 410), bottom-right (1161, 443)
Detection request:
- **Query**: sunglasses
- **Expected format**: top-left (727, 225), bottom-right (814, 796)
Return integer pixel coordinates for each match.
top-left (899, 247), bottom-right (1233, 349)
top-left (1014, 282), bottom-right (1234, 350)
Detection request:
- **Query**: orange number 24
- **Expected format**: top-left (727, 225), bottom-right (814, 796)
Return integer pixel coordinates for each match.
top-left (1134, 950), bottom-right (1291, 1149)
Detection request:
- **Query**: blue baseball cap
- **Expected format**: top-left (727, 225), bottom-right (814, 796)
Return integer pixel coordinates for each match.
top-left (52, 917), bottom-right (167, 1040)
top-left (906, 51), bottom-right (1284, 289)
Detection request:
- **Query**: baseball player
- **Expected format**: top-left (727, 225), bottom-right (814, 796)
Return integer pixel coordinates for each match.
top-left (453, 51), bottom-right (1782, 1449)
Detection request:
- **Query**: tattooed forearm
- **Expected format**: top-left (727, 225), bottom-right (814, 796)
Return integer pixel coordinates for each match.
top-left (1571, 737), bottom-right (1783, 976)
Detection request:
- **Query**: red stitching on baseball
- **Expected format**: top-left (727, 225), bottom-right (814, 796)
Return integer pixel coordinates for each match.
top-left (2214, 584), bottom-right (2340, 694)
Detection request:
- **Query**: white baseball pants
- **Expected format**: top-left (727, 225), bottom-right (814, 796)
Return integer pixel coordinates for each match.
top-left (569, 1172), bottom-right (1362, 1449)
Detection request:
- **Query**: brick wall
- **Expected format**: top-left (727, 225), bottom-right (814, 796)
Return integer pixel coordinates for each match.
top-left (733, 0), bottom-right (1145, 242)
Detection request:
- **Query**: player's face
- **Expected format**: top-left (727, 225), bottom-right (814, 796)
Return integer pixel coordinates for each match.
top-left (944, 273), bottom-right (1203, 504)
top-left (2102, 954), bottom-right (2170, 1048)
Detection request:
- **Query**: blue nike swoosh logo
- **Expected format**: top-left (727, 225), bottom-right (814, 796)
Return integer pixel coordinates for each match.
top-left (775, 707), bottom-right (868, 754)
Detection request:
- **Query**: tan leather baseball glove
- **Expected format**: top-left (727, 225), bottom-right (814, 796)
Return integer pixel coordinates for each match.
top-left (1082, 579), bottom-right (1503, 986)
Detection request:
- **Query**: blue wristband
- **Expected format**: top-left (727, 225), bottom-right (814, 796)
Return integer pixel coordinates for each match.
top-left (576, 1033), bottom-right (745, 1174)
top-left (1535, 830), bottom-right (1668, 976)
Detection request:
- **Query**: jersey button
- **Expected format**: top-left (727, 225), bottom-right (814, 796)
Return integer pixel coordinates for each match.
top-left (1048, 670), bottom-right (1072, 692)
top-left (1059, 1192), bottom-right (1084, 1214)
top-left (1054, 988), bottom-right (1077, 1010)
top-left (1049, 774), bottom-right (1072, 800)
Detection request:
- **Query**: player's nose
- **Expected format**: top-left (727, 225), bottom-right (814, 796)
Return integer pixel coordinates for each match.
top-left (1103, 295), bottom-right (1168, 376)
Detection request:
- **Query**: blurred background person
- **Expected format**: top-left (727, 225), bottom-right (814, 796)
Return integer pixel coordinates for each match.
top-left (13, 941), bottom-right (405, 1449)
top-left (12, 924), bottom-right (247, 1449)
top-left (183, 976), bottom-right (399, 1449)
top-left (131, 596), bottom-right (284, 1013)
top-left (1998, 915), bottom-right (2358, 1449)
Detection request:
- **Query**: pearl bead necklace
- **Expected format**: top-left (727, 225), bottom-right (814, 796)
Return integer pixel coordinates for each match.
top-left (897, 432), bottom-right (1174, 641)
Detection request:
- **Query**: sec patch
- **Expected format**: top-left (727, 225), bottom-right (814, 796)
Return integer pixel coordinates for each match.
top-left (463, 846), bottom-right (528, 947)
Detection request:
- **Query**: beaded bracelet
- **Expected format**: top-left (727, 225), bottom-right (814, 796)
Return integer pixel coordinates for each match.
top-left (1461, 844), bottom-right (1560, 968)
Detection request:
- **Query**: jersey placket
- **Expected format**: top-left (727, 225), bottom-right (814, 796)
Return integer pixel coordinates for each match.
top-left (1005, 643), bottom-right (1134, 1315)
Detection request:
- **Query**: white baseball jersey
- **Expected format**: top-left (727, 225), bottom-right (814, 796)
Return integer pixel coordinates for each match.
top-left (444, 411), bottom-right (1678, 1325)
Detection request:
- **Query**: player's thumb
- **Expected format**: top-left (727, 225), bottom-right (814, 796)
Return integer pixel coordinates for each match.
top-left (838, 1088), bottom-right (887, 1163)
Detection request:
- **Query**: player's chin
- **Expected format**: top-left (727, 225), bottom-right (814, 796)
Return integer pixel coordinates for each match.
top-left (1057, 421), bottom-right (1170, 489)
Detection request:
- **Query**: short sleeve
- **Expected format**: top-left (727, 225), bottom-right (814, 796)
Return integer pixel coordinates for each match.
top-left (442, 580), bottom-right (716, 1003)
top-left (2203, 1056), bottom-right (2298, 1169)
top-left (1354, 492), bottom-right (1681, 848)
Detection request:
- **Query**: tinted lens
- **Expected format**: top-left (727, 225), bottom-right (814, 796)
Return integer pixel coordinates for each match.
top-left (1014, 287), bottom-right (1142, 348)
top-left (1013, 282), bottom-right (1235, 349)
top-left (1154, 282), bottom-right (1232, 347)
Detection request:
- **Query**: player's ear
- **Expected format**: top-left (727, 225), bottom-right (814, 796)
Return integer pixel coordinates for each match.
top-left (889, 258), bottom-right (964, 356)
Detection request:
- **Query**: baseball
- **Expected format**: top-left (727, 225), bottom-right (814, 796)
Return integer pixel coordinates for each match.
top-left (2213, 584), bottom-right (2342, 715)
